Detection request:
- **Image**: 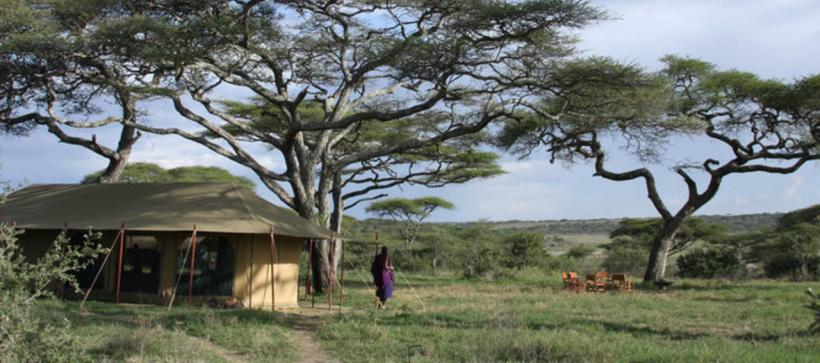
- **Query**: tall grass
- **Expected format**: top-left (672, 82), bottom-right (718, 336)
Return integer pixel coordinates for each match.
top-left (318, 275), bottom-right (820, 362)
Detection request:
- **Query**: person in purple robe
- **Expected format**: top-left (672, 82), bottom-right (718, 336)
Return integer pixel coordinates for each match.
top-left (371, 247), bottom-right (395, 309)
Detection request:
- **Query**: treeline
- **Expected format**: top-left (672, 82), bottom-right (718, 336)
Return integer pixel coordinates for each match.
top-left (341, 207), bottom-right (816, 281)
top-left (438, 213), bottom-right (781, 235)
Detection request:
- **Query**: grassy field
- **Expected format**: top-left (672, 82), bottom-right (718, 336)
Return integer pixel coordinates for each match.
top-left (37, 274), bottom-right (819, 362)
top-left (34, 301), bottom-right (300, 362)
top-left (320, 273), bottom-right (819, 362)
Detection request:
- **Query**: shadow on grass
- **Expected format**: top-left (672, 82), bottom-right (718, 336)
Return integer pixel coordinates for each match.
top-left (361, 307), bottom-right (806, 344)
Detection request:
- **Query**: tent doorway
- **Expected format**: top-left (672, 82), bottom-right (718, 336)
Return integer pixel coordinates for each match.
top-left (176, 236), bottom-right (234, 296)
top-left (121, 235), bottom-right (160, 294)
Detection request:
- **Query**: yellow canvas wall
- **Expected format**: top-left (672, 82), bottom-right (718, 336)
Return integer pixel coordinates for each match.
top-left (236, 234), bottom-right (301, 309)
top-left (17, 229), bottom-right (303, 309)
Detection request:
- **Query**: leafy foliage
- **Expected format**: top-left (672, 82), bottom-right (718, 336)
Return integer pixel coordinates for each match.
top-left (503, 232), bottom-right (550, 270)
top-left (0, 224), bottom-right (106, 361)
top-left (746, 204), bottom-right (820, 280)
top-left (82, 162), bottom-right (256, 190)
top-left (676, 248), bottom-right (742, 279)
top-left (609, 217), bottom-right (727, 256)
top-left (366, 197), bottom-right (455, 246)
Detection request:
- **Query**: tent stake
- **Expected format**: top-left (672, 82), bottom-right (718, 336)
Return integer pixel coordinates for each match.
top-left (187, 224), bottom-right (198, 305)
top-left (80, 229), bottom-right (122, 307)
top-left (115, 223), bottom-right (125, 304)
top-left (269, 225), bottom-right (277, 311)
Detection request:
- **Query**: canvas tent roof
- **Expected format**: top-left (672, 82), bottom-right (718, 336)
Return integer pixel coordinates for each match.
top-left (0, 183), bottom-right (334, 239)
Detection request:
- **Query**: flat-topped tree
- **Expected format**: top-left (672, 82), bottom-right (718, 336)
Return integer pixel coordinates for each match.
top-left (499, 56), bottom-right (819, 283)
top-left (367, 197), bottom-right (455, 247)
top-left (91, 0), bottom-right (606, 291)
top-left (0, 1), bottom-right (147, 183)
top-left (82, 162), bottom-right (256, 191)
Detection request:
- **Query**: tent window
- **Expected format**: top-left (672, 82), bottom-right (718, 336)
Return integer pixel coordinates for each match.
top-left (69, 232), bottom-right (103, 290)
top-left (122, 235), bottom-right (160, 294)
top-left (176, 236), bottom-right (234, 296)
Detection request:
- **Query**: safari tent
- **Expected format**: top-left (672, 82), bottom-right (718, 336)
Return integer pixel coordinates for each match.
top-left (0, 183), bottom-right (334, 309)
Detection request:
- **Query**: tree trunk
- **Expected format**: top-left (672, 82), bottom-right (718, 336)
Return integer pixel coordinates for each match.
top-left (329, 178), bottom-right (343, 286)
top-left (92, 100), bottom-right (139, 184)
top-left (643, 213), bottom-right (690, 283)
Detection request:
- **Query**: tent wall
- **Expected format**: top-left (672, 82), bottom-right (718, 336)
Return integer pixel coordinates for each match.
top-left (17, 229), bottom-right (302, 309)
top-left (234, 234), bottom-right (301, 309)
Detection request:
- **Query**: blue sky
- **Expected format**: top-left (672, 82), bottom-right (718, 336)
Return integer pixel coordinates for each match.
top-left (2, 0), bottom-right (819, 222)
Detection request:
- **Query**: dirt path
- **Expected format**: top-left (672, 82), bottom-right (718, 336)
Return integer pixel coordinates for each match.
top-left (289, 314), bottom-right (340, 363)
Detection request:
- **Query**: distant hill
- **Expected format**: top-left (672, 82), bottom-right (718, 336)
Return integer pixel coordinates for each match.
top-left (436, 212), bottom-right (782, 236)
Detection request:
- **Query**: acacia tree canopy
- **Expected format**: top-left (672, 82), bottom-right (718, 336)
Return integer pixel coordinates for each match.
top-left (81, 162), bottom-right (256, 190)
top-left (367, 196), bottom-right (454, 247)
top-left (0, 0), bottom-right (147, 183)
top-left (62, 0), bottom-right (608, 291)
top-left (499, 55), bottom-right (820, 283)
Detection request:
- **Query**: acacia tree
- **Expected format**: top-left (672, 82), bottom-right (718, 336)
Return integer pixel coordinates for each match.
top-left (500, 56), bottom-right (820, 283)
top-left (366, 196), bottom-right (454, 247)
top-left (82, 162), bottom-right (257, 190)
top-left (608, 217), bottom-right (727, 256)
top-left (0, 1), bottom-right (146, 183)
top-left (81, 0), bottom-right (608, 290)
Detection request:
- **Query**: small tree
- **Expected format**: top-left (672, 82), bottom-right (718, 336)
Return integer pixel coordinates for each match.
top-left (748, 204), bottom-right (820, 279)
top-left (0, 224), bottom-right (106, 361)
top-left (503, 232), bottom-right (549, 270)
top-left (367, 197), bottom-right (454, 247)
top-left (499, 56), bottom-right (819, 283)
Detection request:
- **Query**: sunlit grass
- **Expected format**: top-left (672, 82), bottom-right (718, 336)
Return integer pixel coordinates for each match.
top-left (35, 300), bottom-right (299, 362)
top-left (319, 274), bottom-right (820, 362)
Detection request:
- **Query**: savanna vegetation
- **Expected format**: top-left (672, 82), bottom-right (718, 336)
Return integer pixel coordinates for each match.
top-left (1, 0), bottom-right (818, 361)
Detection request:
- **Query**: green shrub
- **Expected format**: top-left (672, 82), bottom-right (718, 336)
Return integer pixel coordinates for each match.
top-left (676, 248), bottom-right (742, 278)
top-left (566, 244), bottom-right (596, 259)
top-left (762, 254), bottom-right (819, 280)
top-left (0, 224), bottom-right (105, 362)
top-left (503, 232), bottom-right (549, 270)
top-left (602, 245), bottom-right (647, 276)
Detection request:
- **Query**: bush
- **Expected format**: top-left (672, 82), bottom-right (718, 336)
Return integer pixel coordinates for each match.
top-left (676, 248), bottom-right (742, 279)
top-left (762, 254), bottom-right (820, 280)
top-left (602, 245), bottom-right (647, 276)
top-left (459, 239), bottom-right (506, 279)
top-left (503, 232), bottom-right (549, 270)
top-left (0, 224), bottom-right (105, 361)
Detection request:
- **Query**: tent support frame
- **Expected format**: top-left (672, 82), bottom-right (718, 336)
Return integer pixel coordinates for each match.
top-left (269, 225), bottom-right (277, 311)
top-left (80, 228), bottom-right (123, 307)
top-left (115, 223), bottom-right (125, 303)
top-left (187, 224), bottom-right (198, 305)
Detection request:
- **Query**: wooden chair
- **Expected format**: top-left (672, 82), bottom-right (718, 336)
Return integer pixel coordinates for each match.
top-left (568, 272), bottom-right (585, 293)
top-left (586, 273), bottom-right (608, 293)
top-left (561, 272), bottom-right (571, 289)
top-left (610, 274), bottom-right (634, 291)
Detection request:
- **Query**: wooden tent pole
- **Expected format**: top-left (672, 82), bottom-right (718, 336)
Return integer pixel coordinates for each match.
top-left (187, 224), bottom-right (198, 305)
top-left (60, 221), bottom-right (68, 301)
top-left (327, 238), bottom-right (333, 311)
top-left (305, 240), bottom-right (313, 297)
top-left (339, 235), bottom-right (345, 310)
top-left (115, 223), bottom-right (125, 304)
top-left (80, 229), bottom-right (122, 307)
top-left (311, 242), bottom-right (315, 307)
top-left (269, 225), bottom-right (277, 311)
top-left (167, 230), bottom-right (194, 311)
